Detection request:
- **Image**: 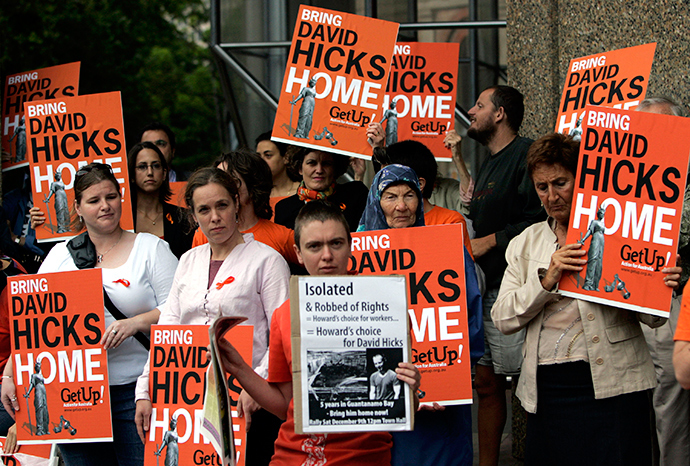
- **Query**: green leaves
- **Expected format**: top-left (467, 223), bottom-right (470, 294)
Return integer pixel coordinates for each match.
top-left (0, 0), bottom-right (221, 172)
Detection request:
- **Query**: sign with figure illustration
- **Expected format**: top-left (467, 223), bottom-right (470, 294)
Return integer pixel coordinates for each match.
top-left (146, 324), bottom-right (253, 466)
top-left (558, 105), bottom-right (690, 318)
top-left (349, 224), bottom-right (473, 405)
top-left (2, 62), bottom-right (81, 172)
top-left (290, 275), bottom-right (413, 433)
top-left (24, 91), bottom-right (133, 242)
top-left (555, 43), bottom-right (655, 138)
top-left (381, 42), bottom-right (459, 161)
top-left (9, 268), bottom-right (112, 444)
top-left (271, 5), bottom-right (399, 159)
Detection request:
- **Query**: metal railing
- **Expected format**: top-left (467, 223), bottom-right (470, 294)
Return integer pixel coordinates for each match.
top-left (210, 0), bottom-right (506, 146)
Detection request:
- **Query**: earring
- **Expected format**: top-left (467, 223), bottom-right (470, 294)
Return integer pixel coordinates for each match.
top-left (79, 215), bottom-right (83, 223)
top-left (236, 212), bottom-right (239, 224)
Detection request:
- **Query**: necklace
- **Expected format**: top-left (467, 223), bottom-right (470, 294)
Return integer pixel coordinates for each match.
top-left (97, 229), bottom-right (124, 263)
top-left (275, 181), bottom-right (298, 197)
top-left (138, 208), bottom-right (162, 225)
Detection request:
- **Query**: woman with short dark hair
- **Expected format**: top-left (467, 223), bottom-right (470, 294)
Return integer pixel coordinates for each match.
top-left (492, 133), bottom-right (680, 465)
top-left (255, 132), bottom-right (300, 215)
top-left (274, 147), bottom-right (368, 232)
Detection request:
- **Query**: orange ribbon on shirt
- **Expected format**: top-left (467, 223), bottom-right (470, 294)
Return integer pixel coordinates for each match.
top-left (216, 276), bottom-right (235, 290)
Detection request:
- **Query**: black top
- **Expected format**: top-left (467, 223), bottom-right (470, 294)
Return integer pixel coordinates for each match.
top-left (274, 181), bottom-right (369, 232)
top-left (469, 136), bottom-right (546, 288)
top-left (132, 200), bottom-right (194, 259)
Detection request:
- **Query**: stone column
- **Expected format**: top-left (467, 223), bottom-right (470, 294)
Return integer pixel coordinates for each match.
top-left (508, 0), bottom-right (690, 140)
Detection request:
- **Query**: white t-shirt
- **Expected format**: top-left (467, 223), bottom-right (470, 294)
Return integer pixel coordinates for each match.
top-left (39, 233), bottom-right (178, 385)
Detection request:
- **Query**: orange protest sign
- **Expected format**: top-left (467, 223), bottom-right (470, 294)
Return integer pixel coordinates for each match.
top-left (9, 268), bottom-right (112, 444)
top-left (3, 62), bottom-right (80, 172)
top-left (271, 6), bottom-right (399, 159)
top-left (25, 92), bottom-right (133, 242)
top-left (144, 324), bottom-right (253, 466)
top-left (381, 42), bottom-right (459, 160)
top-left (559, 106), bottom-right (690, 317)
top-left (144, 325), bottom-right (213, 466)
top-left (349, 224), bottom-right (471, 404)
top-left (555, 43), bottom-right (655, 136)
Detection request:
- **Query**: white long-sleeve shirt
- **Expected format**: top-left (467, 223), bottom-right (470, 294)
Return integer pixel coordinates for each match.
top-left (39, 233), bottom-right (178, 385)
top-left (135, 233), bottom-right (290, 400)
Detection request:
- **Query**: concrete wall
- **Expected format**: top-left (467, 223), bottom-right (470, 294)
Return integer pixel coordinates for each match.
top-left (507, 0), bottom-right (690, 140)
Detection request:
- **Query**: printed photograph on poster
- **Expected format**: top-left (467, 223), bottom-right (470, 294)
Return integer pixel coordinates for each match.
top-left (349, 224), bottom-right (475, 406)
top-left (366, 348), bottom-right (404, 401)
top-left (291, 275), bottom-right (413, 434)
top-left (379, 42), bottom-right (459, 161)
top-left (25, 91), bottom-right (133, 242)
top-left (558, 105), bottom-right (690, 318)
top-left (271, 5), bottom-right (399, 159)
top-left (307, 349), bottom-right (368, 401)
top-left (2, 62), bottom-right (81, 172)
top-left (555, 43), bottom-right (655, 138)
top-left (305, 348), bottom-right (407, 426)
top-left (9, 269), bottom-right (112, 445)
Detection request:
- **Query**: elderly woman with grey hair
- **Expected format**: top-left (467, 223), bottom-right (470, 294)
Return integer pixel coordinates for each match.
top-left (492, 132), bottom-right (681, 466)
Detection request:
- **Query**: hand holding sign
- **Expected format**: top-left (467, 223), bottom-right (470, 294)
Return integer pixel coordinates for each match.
top-left (1, 372), bottom-right (19, 419)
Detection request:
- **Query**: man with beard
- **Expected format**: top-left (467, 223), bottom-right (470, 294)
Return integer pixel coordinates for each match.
top-left (444, 85), bottom-right (544, 466)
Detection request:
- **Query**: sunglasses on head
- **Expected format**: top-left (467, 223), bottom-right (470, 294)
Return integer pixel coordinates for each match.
top-left (75, 163), bottom-right (114, 179)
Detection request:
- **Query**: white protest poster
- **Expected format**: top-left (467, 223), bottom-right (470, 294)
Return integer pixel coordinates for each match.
top-left (290, 275), bottom-right (413, 434)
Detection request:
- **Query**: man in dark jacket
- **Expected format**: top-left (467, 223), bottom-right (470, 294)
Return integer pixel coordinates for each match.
top-left (445, 85), bottom-right (545, 466)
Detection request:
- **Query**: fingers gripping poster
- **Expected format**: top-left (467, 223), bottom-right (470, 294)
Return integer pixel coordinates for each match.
top-left (559, 106), bottom-right (690, 317)
top-left (25, 91), bottom-right (133, 242)
top-left (271, 5), bottom-right (399, 159)
top-left (9, 269), bottom-right (112, 444)
top-left (0, 436), bottom-right (53, 465)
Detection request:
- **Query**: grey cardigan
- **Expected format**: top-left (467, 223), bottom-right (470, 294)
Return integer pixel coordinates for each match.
top-left (491, 219), bottom-right (663, 413)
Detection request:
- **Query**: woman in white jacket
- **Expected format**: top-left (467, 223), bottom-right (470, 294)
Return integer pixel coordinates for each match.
top-left (491, 133), bottom-right (680, 466)
top-left (134, 168), bottom-right (290, 453)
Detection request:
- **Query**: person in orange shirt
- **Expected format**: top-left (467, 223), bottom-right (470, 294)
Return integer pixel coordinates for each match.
top-left (192, 150), bottom-right (299, 267)
top-left (215, 201), bottom-right (420, 465)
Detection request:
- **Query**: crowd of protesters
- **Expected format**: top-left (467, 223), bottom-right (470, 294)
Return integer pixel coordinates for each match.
top-left (0, 85), bottom-right (687, 466)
